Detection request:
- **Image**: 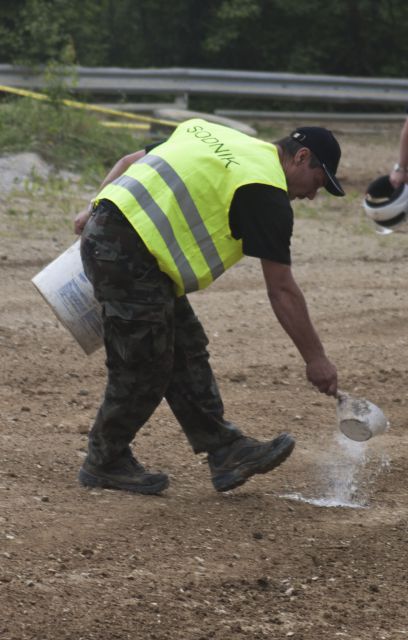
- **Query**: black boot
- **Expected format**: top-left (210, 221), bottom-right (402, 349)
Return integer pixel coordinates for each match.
top-left (79, 451), bottom-right (169, 495)
top-left (208, 433), bottom-right (295, 492)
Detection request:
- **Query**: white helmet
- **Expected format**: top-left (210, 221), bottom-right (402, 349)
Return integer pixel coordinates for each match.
top-left (363, 175), bottom-right (408, 233)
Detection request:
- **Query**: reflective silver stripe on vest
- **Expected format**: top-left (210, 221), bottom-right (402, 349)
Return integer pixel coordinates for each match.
top-left (139, 154), bottom-right (225, 281)
top-left (112, 174), bottom-right (198, 291)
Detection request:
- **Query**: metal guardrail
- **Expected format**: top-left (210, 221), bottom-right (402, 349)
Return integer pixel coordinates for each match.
top-left (0, 64), bottom-right (408, 107)
top-left (215, 109), bottom-right (407, 122)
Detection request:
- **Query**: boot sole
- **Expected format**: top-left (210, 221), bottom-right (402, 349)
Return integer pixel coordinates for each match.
top-left (212, 434), bottom-right (295, 492)
top-left (78, 467), bottom-right (169, 495)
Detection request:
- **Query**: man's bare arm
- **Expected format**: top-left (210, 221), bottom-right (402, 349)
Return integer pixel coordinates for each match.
top-left (74, 149), bottom-right (146, 234)
top-left (261, 258), bottom-right (337, 396)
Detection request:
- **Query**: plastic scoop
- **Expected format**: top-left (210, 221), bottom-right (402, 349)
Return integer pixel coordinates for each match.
top-left (336, 390), bottom-right (389, 442)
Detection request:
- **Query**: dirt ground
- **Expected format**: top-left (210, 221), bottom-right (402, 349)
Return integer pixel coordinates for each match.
top-left (1, 120), bottom-right (408, 640)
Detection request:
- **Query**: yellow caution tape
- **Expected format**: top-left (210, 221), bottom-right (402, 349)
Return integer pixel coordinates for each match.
top-left (100, 120), bottom-right (150, 130)
top-left (0, 84), bottom-right (178, 128)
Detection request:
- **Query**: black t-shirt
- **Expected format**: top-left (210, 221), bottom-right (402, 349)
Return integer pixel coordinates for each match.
top-left (229, 184), bottom-right (293, 264)
top-left (145, 141), bottom-right (293, 265)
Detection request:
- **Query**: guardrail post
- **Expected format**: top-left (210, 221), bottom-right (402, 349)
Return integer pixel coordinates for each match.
top-left (174, 92), bottom-right (189, 109)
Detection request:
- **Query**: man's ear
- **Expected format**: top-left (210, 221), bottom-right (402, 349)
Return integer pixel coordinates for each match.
top-left (295, 147), bottom-right (310, 166)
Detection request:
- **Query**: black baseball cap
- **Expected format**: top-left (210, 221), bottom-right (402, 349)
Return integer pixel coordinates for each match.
top-left (291, 126), bottom-right (345, 197)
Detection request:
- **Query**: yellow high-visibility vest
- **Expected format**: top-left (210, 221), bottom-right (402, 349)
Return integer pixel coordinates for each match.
top-left (96, 118), bottom-right (288, 296)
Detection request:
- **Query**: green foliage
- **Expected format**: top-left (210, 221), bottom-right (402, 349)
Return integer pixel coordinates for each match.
top-left (0, 0), bottom-right (27, 61)
top-left (204, 0), bottom-right (261, 56)
top-left (0, 0), bottom-right (109, 66)
top-left (0, 0), bottom-right (407, 76)
top-left (201, 0), bottom-right (408, 75)
top-left (0, 97), bottom-right (148, 179)
top-left (265, 0), bottom-right (408, 76)
top-left (22, 0), bottom-right (67, 64)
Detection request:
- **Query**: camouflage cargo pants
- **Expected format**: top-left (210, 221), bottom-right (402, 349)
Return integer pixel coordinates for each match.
top-left (80, 202), bottom-right (242, 465)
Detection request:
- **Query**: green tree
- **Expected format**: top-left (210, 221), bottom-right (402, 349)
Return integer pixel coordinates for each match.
top-left (0, 0), bottom-right (110, 66)
top-left (202, 0), bottom-right (408, 76)
top-left (98, 0), bottom-right (213, 67)
top-left (0, 0), bottom-right (407, 77)
top-left (0, 0), bottom-right (27, 61)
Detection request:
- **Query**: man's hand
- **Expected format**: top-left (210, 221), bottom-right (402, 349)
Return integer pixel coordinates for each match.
top-left (389, 168), bottom-right (407, 190)
top-left (74, 208), bottom-right (92, 235)
top-left (306, 355), bottom-right (337, 396)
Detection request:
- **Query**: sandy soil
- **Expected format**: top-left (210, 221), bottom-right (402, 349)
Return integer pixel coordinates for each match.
top-left (1, 121), bottom-right (408, 640)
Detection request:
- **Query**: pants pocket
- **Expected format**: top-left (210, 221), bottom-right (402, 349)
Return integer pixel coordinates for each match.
top-left (103, 300), bottom-right (172, 366)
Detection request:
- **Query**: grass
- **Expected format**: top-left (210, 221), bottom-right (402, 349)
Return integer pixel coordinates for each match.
top-left (0, 96), bottom-right (154, 242)
top-left (1, 99), bottom-right (402, 247)
top-left (2, 176), bottom-right (95, 239)
top-left (0, 96), bottom-right (150, 182)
